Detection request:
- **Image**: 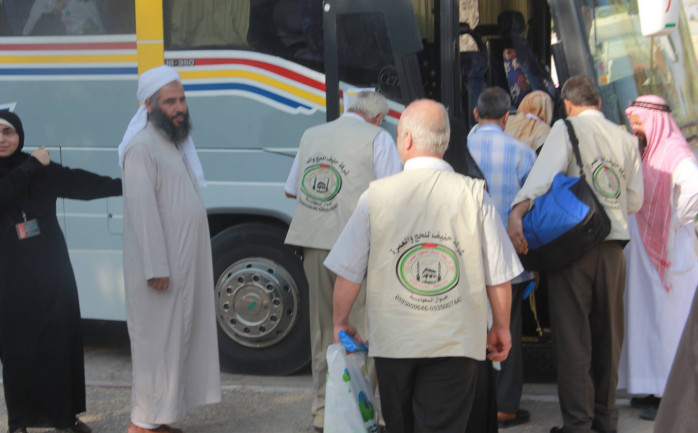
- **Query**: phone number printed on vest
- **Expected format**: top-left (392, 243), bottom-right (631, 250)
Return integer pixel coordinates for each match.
top-left (301, 164), bottom-right (343, 203)
top-left (396, 243), bottom-right (460, 296)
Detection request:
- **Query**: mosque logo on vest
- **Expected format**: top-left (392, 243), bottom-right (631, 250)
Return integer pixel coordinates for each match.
top-left (592, 164), bottom-right (621, 199)
top-left (301, 164), bottom-right (342, 202)
top-left (396, 243), bottom-right (459, 296)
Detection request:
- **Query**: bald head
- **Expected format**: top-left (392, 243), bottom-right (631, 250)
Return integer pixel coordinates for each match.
top-left (397, 99), bottom-right (450, 161)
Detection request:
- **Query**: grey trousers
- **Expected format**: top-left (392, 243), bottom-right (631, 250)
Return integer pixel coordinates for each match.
top-left (303, 248), bottom-right (370, 428)
top-left (495, 281), bottom-right (527, 413)
top-left (548, 241), bottom-right (626, 433)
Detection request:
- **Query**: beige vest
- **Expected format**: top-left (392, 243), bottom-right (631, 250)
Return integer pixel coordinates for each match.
top-left (285, 116), bottom-right (378, 249)
top-left (565, 115), bottom-right (641, 240)
top-left (366, 168), bottom-right (490, 359)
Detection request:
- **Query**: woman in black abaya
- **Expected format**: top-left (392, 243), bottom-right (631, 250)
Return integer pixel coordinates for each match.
top-left (0, 111), bottom-right (121, 433)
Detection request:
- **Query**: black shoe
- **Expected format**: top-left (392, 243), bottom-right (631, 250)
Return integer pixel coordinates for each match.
top-left (640, 407), bottom-right (658, 421)
top-left (550, 427), bottom-right (564, 433)
top-left (60, 419), bottom-right (91, 433)
top-left (498, 409), bottom-right (530, 428)
top-left (630, 394), bottom-right (661, 409)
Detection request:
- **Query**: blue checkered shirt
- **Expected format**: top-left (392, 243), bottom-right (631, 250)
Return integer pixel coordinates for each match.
top-left (468, 124), bottom-right (536, 282)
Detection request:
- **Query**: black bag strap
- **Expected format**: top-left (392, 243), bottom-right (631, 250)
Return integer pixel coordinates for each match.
top-left (563, 119), bottom-right (585, 176)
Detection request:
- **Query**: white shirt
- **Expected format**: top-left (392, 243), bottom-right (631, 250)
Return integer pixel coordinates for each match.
top-left (324, 156), bottom-right (523, 285)
top-left (284, 113), bottom-right (403, 195)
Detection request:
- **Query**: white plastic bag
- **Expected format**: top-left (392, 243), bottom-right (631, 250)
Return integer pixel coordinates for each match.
top-left (324, 343), bottom-right (379, 433)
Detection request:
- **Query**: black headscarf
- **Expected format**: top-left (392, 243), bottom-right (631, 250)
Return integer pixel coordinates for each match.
top-left (0, 111), bottom-right (29, 176)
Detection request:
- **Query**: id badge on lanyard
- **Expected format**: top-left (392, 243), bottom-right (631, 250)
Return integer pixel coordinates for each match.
top-left (16, 211), bottom-right (40, 240)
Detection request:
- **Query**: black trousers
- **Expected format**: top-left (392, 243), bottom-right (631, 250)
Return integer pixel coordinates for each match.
top-left (465, 360), bottom-right (498, 433)
top-left (495, 281), bottom-right (527, 413)
top-left (374, 356), bottom-right (478, 433)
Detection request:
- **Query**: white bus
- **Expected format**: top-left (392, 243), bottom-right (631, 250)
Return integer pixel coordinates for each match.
top-left (1, 0), bottom-right (697, 375)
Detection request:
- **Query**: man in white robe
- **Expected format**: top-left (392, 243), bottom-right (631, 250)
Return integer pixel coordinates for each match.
top-left (119, 65), bottom-right (221, 433)
top-left (619, 95), bottom-right (698, 420)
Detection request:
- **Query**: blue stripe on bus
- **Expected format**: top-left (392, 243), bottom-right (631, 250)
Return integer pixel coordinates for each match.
top-left (0, 67), bottom-right (137, 75)
top-left (183, 83), bottom-right (312, 110)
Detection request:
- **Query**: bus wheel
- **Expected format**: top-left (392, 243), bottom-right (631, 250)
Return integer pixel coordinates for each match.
top-left (211, 223), bottom-right (310, 375)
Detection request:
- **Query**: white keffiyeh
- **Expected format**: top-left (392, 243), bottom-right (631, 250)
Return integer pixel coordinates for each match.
top-left (118, 65), bottom-right (206, 187)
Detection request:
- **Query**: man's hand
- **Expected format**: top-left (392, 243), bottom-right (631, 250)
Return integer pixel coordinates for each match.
top-left (147, 277), bottom-right (169, 291)
top-left (333, 323), bottom-right (365, 345)
top-left (508, 200), bottom-right (530, 254)
top-left (31, 146), bottom-right (50, 166)
top-left (486, 281), bottom-right (512, 362)
top-left (486, 326), bottom-right (512, 362)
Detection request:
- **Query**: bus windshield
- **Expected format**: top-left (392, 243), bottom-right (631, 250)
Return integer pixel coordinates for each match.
top-left (569, 0), bottom-right (698, 139)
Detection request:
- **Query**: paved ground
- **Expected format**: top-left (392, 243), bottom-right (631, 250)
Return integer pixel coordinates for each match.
top-left (0, 321), bottom-right (655, 433)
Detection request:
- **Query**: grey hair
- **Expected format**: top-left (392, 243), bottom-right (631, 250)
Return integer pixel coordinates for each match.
top-left (561, 75), bottom-right (600, 107)
top-left (400, 99), bottom-right (450, 155)
top-left (477, 87), bottom-right (511, 119)
top-left (347, 91), bottom-right (389, 119)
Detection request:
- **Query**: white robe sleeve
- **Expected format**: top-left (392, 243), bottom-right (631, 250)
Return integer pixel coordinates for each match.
top-left (123, 143), bottom-right (170, 280)
top-left (673, 158), bottom-right (698, 227)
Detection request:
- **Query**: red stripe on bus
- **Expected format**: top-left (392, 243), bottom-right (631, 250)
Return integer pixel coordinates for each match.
top-left (0, 42), bottom-right (136, 51)
top-left (194, 58), bottom-right (324, 91)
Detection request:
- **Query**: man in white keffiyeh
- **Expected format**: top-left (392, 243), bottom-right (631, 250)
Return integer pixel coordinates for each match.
top-left (120, 65), bottom-right (220, 433)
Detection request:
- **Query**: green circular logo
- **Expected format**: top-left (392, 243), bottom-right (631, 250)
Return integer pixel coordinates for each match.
top-left (396, 243), bottom-right (459, 296)
top-left (593, 165), bottom-right (621, 199)
top-left (301, 164), bottom-right (342, 201)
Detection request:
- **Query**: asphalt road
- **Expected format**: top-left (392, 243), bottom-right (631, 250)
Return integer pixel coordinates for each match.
top-left (0, 321), bottom-right (655, 433)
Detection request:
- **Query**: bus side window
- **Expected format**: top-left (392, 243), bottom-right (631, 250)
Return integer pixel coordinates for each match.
top-left (163, 0), bottom-right (320, 65)
top-left (0, 0), bottom-right (33, 36)
top-left (2, 0), bottom-right (134, 36)
top-left (165, 0), bottom-right (251, 49)
top-left (99, 0), bottom-right (135, 34)
top-left (336, 12), bottom-right (401, 102)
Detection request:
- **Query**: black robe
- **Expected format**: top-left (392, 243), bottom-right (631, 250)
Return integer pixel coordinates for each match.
top-left (0, 153), bottom-right (121, 430)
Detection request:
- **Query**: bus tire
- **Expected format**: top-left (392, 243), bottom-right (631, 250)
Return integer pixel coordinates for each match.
top-left (211, 223), bottom-right (310, 375)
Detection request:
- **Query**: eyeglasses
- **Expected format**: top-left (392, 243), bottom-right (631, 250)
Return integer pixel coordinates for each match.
top-left (0, 127), bottom-right (17, 137)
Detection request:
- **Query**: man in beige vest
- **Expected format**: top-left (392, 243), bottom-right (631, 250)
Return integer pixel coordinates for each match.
top-left (326, 99), bottom-right (521, 433)
top-left (284, 91), bottom-right (402, 432)
top-left (508, 75), bottom-right (643, 433)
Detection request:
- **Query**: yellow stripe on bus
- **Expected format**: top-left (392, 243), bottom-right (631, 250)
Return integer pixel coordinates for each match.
top-left (135, 0), bottom-right (164, 73)
top-left (180, 70), bottom-right (325, 106)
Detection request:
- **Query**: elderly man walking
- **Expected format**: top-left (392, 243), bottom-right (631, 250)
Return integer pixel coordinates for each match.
top-left (508, 75), bottom-right (643, 433)
top-left (284, 91), bottom-right (402, 432)
top-left (119, 65), bottom-right (221, 433)
top-left (326, 99), bottom-right (521, 433)
top-left (619, 95), bottom-right (698, 420)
